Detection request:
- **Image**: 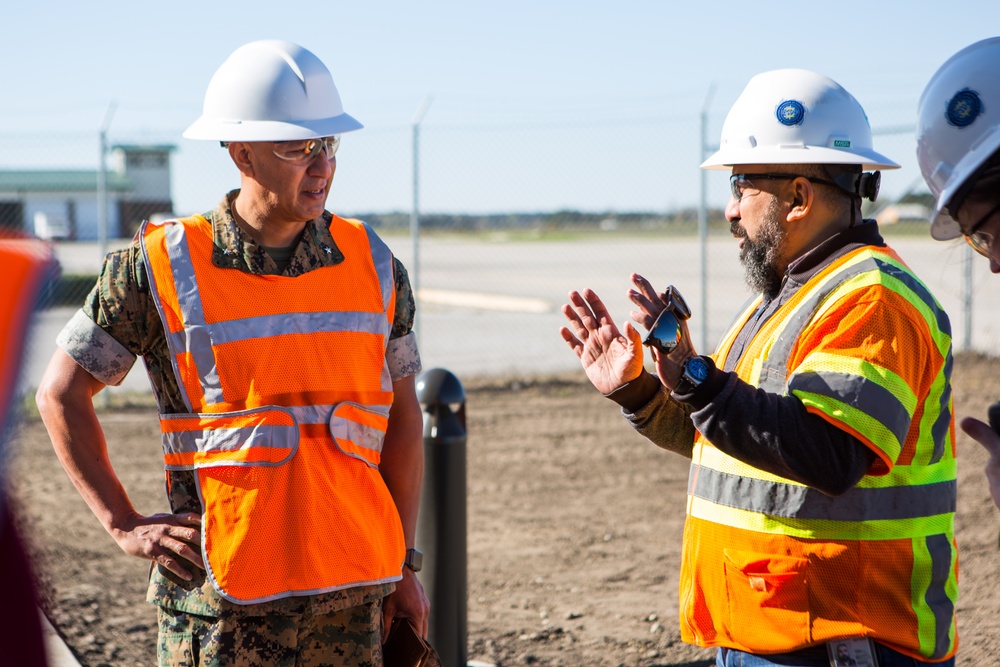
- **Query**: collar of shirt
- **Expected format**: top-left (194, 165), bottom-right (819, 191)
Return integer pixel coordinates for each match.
top-left (785, 218), bottom-right (886, 288)
top-left (208, 189), bottom-right (346, 276)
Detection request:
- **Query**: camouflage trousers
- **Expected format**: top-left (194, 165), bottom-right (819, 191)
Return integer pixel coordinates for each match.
top-left (157, 599), bottom-right (384, 667)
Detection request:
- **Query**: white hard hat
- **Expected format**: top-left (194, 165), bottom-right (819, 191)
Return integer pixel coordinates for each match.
top-left (701, 68), bottom-right (899, 172)
top-left (183, 40), bottom-right (363, 142)
top-left (917, 37), bottom-right (1000, 241)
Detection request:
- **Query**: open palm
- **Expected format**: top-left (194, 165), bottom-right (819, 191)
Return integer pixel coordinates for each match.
top-left (560, 288), bottom-right (644, 395)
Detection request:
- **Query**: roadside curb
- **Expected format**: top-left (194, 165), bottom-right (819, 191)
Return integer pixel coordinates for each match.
top-left (40, 611), bottom-right (82, 667)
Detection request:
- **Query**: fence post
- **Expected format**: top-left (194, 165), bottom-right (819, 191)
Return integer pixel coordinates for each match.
top-left (415, 368), bottom-right (468, 667)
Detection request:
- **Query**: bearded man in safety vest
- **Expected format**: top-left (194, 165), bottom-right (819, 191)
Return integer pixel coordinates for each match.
top-left (917, 37), bottom-right (1000, 512)
top-left (35, 40), bottom-right (429, 666)
top-left (561, 69), bottom-right (958, 666)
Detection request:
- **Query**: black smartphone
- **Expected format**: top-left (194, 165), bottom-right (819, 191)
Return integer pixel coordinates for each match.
top-left (988, 401), bottom-right (1000, 435)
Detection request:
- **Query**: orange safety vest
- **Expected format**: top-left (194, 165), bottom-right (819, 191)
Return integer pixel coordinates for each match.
top-left (680, 246), bottom-right (957, 661)
top-left (1, 234), bottom-right (57, 433)
top-left (0, 234), bottom-right (55, 667)
top-left (141, 214), bottom-right (405, 604)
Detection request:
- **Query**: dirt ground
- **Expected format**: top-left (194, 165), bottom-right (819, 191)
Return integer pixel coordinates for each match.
top-left (7, 353), bottom-right (1000, 666)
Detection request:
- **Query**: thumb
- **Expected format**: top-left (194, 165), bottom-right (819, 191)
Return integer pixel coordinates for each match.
top-left (961, 416), bottom-right (1000, 459)
top-left (623, 321), bottom-right (643, 348)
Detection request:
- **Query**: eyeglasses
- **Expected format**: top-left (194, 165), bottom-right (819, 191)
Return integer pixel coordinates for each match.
top-left (272, 136), bottom-right (341, 163)
top-left (962, 198), bottom-right (1000, 258)
top-left (641, 285), bottom-right (691, 354)
top-left (729, 173), bottom-right (840, 201)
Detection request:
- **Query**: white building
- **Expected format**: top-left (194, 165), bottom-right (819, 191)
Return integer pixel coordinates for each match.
top-left (0, 144), bottom-right (174, 241)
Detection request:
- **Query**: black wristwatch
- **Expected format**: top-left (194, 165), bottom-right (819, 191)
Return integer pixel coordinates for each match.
top-left (404, 548), bottom-right (423, 573)
top-left (674, 355), bottom-right (712, 395)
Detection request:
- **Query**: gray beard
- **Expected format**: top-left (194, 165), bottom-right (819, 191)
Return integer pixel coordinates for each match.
top-left (738, 200), bottom-right (786, 298)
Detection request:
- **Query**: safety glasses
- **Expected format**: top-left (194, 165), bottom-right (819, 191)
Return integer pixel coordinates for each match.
top-left (963, 198), bottom-right (1000, 258)
top-left (642, 285), bottom-right (691, 354)
top-left (272, 136), bottom-right (341, 163)
top-left (729, 173), bottom-right (839, 201)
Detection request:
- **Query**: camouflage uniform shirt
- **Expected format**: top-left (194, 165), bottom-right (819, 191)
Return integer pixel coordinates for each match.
top-left (57, 190), bottom-right (421, 617)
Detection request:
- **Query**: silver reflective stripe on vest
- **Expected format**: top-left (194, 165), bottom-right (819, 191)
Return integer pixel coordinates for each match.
top-left (160, 406), bottom-right (299, 471)
top-left (924, 533), bottom-right (956, 659)
top-left (688, 464), bottom-right (957, 521)
top-left (165, 223), bottom-right (226, 405)
top-left (282, 403), bottom-right (392, 426)
top-left (788, 371), bottom-right (912, 447)
top-left (140, 220), bottom-right (216, 411)
top-left (166, 311), bottom-right (389, 348)
top-left (363, 222), bottom-right (396, 394)
top-left (363, 222), bottom-right (394, 331)
top-left (930, 353), bottom-right (954, 464)
top-left (758, 254), bottom-right (950, 394)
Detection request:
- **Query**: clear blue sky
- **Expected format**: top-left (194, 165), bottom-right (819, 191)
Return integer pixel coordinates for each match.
top-left (3, 1), bottom-right (999, 215)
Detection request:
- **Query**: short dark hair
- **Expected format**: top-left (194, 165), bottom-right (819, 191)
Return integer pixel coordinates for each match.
top-left (952, 148), bottom-right (1000, 216)
top-left (799, 164), bottom-right (859, 217)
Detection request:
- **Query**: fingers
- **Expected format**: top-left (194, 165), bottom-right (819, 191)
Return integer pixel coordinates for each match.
top-left (118, 512), bottom-right (205, 581)
top-left (628, 275), bottom-right (668, 330)
top-left (165, 528), bottom-right (205, 570)
top-left (630, 273), bottom-right (663, 307)
top-left (580, 288), bottom-right (614, 328)
top-left (961, 417), bottom-right (1000, 458)
top-left (558, 325), bottom-right (584, 358)
top-left (380, 572), bottom-right (430, 641)
top-left (155, 552), bottom-right (196, 582)
top-left (562, 289), bottom-right (616, 340)
top-left (622, 321), bottom-right (643, 349)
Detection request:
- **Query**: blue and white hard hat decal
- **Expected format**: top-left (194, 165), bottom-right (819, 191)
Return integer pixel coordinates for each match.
top-left (775, 100), bottom-right (805, 126)
top-left (946, 88), bottom-right (983, 128)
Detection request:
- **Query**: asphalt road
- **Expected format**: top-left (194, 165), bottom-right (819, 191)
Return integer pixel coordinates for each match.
top-left (20, 232), bottom-right (1000, 397)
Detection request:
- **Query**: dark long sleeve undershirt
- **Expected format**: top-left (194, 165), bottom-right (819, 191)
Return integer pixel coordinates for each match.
top-left (609, 368), bottom-right (876, 497)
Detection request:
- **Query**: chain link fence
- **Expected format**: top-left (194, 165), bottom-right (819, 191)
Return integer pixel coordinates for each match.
top-left (6, 96), bottom-right (1000, 396)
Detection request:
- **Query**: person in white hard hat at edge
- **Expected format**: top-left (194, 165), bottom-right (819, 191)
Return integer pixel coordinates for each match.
top-left (918, 36), bottom-right (1000, 513)
top-left (34, 40), bottom-right (430, 666)
top-left (560, 69), bottom-right (958, 666)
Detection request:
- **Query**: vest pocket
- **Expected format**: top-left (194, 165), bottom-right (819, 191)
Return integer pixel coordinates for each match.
top-left (329, 402), bottom-right (389, 468)
top-left (723, 549), bottom-right (810, 650)
top-left (160, 406), bottom-right (299, 470)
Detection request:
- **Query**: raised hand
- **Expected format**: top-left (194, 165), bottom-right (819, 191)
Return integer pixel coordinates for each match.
top-left (961, 416), bottom-right (1000, 510)
top-left (560, 288), bottom-right (644, 395)
top-left (627, 274), bottom-right (699, 391)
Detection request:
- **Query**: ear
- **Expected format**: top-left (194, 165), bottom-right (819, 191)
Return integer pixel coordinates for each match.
top-left (228, 142), bottom-right (255, 177)
top-left (786, 176), bottom-right (814, 223)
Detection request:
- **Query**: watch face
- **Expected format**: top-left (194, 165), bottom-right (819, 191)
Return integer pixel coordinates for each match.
top-left (687, 357), bottom-right (710, 383)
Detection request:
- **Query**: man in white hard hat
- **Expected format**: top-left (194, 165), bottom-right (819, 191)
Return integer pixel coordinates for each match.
top-left (917, 36), bottom-right (1000, 511)
top-left (35, 40), bottom-right (430, 666)
top-left (561, 69), bottom-right (958, 665)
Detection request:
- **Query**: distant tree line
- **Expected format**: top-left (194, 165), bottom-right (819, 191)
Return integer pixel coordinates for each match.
top-left (349, 207), bottom-right (731, 233)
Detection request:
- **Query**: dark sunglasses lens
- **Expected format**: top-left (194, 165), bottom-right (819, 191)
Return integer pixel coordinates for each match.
top-left (643, 310), bottom-right (680, 353)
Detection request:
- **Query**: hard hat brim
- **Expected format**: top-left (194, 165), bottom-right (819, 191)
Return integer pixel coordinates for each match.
top-left (929, 208), bottom-right (962, 242)
top-left (926, 125), bottom-right (1000, 243)
top-left (700, 145), bottom-right (900, 171)
top-left (182, 112), bottom-right (364, 142)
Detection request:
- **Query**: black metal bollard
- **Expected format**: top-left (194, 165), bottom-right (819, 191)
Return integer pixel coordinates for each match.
top-left (415, 368), bottom-right (468, 667)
